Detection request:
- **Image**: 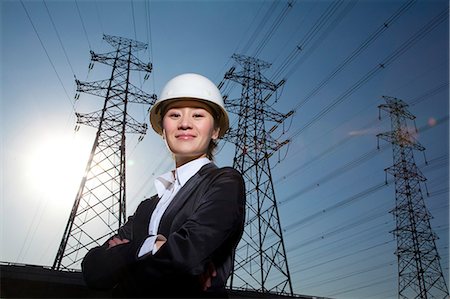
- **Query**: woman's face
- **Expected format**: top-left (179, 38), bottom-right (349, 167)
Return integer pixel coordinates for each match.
top-left (162, 100), bottom-right (220, 167)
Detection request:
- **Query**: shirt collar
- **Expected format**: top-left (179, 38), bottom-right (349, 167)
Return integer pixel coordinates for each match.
top-left (154, 157), bottom-right (211, 198)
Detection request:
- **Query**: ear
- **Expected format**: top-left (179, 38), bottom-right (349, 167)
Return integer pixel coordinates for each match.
top-left (162, 128), bottom-right (166, 140)
top-left (212, 128), bottom-right (220, 140)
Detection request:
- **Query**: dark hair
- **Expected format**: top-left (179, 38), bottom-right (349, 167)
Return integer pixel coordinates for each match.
top-left (207, 138), bottom-right (218, 160)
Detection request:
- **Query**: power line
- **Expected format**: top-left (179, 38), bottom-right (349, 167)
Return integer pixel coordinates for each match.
top-left (240, 1), bottom-right (279, 55)
top-left (130, 0), bottom-right (138, 42)
top-left (252, 0), bottom-right (296, 58)
top-left (285, 182), bottom-right (387, 230)
top-left (285, 194), bottom-right (447, 294)
top-left (327, 276), bottom-right (394, 298)
top-left (42, 0), bottom-right (76, 76)
top-left (74, 0), bottom-right (92, 50)
top-left (277, 80), bottom-right (448, 188)
top-left (277, 0), bottom-right (358, 82)
top-left (20, 0), bottom-right (74, 109)
top-left (301, 260), bottom-right (395, 289)
top-left (279, 146), bottom-right (388, 206)
top-left (270, 0), bottom-right (346, 82)
top-left (219, 1), bottom-right (296, 100)
top-left (295, 240), bottom-right (394, 273)
top-left (287, 7), bottom-right (449, 141)
top-left (410, 81), bottom-right (449, 106)
top-left (290, 0), bottom-right (417, 112)
top-left (145, 0), bottom-right (156, 94)
top-left (94, 0), bottom-right (105, 35)
top-left (283, 157), bottom-right (447, 241)
top-left (289, 223), bottom-right (393, 273)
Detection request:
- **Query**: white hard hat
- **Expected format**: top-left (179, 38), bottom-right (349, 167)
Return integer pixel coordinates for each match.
top-left (150, 73), bottom-right (229, 138)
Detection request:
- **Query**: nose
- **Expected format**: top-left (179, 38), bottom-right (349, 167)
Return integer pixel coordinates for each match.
top-left (178, 114), bottom-right (192, 130)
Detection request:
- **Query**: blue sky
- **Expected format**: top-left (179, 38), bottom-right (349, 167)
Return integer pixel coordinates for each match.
top-left (1, 1), bottom-right (448, 298)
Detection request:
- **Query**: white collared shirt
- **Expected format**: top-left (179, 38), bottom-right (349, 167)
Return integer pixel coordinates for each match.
top-left (137, 157), bottom-right (211, 257)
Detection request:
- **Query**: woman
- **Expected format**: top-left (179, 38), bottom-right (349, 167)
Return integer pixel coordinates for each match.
top-left (82, 73), bottom-right (246, 298)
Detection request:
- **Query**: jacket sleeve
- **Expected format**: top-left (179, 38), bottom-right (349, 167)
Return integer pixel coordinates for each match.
top-left (81, 214), bottom-right (137, 290)
top-left (138, 168), bottom-right (246, 278)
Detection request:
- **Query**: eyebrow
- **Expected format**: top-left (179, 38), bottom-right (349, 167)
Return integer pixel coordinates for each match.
top-left (166, 107), bottom-right (210, 113)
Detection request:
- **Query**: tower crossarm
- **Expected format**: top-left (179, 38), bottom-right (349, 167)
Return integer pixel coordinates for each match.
top-left (225, 98), bottom-right (293, 124)
top-left (90, 34), bottom-right (151, 73)
top-left (378, 95), bottom-right (416, 120)
top-left (103, 34), bottom-right (148, 52)
top-left (261, 103), bottom-right (291, 123)
top-left (231, 53), bottom-right (272, 70)
top-left (376, 130), bottom-right (425, 151)
top-left (385, 161), bottom-right (427, 182)
top-left (76, 110), bottom-right (147, 135)
top-left (225, 71), bottom-right (277, 92)
top-left (223, 128), bottom-right (289, 160)
top-left (224, 55), bottom-right (277, 92)
top-left (76, 79), bottom-right (157, 105)
top-left (91, 50), bottom-right (153, 73)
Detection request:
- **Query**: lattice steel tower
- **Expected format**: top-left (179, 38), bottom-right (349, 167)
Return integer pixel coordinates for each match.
top-left (377, 96), bottom-right (449, 299)
top-left (220, 54), bottom-right (294, 295)
top-left (53, 35), bottom-right (156, 270)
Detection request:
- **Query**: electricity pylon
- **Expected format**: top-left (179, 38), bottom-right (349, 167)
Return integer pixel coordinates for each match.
top-left (377, 96), bottom-right (449, 299)
top-left (220, 53), bottom-right (294, 295)
top-left (53, 35), bottom-right (156, 270)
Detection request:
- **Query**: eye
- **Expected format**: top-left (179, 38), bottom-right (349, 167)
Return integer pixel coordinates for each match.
top-left (193, 113), bottom-right (204, 118)
top-left (167, 110), bottom-right (180, 118)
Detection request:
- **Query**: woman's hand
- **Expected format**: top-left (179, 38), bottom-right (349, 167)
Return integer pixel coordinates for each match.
top-left (154, 234), bottom-right (167, 252)
top-left (199, 262), bottom-right (217, 291)
top-left (108, 237), bottom-right (130, 249)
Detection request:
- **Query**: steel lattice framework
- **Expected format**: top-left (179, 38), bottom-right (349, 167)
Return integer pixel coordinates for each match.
top-left (53, 35), bottom-right (156, 270)
top-left (220, 54), bottom-right (294, 295)
top-left (377, 96), bottom-right (449, 299)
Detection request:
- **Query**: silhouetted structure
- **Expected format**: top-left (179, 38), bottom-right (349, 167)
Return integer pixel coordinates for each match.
top-left (2, 262), bottom-right (325, 298)
top-left (220, 54), bottom-right (294, 295)
top-left (53, 35), bottom-right (156, 271)
top-left (377, 95), bottom-right (449, 299)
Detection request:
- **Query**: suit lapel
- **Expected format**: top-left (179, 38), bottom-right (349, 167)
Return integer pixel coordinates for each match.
top-left (159, 163), bottom-right (217, 233)
top-left (134, 195), bottom-right (159, 242)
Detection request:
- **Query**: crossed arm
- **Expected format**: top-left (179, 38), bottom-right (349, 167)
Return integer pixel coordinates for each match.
top-left (107, 236), bottom-right (216, 290)
top-left (82, 168), bottom-right (244, 291)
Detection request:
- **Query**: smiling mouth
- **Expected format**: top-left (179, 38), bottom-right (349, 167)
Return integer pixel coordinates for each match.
top-left (176, 134), bottom-right (195, 139)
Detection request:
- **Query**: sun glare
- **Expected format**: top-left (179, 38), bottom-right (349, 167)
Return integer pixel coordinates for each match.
top-left (25, 133), bottom-right (92, 203)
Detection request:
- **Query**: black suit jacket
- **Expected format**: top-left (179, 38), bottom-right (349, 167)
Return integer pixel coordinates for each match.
top-left (82, 163), bottom-right (245, 297)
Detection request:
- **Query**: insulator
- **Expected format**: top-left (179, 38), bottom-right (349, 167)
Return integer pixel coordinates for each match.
top-left (144, 73), bottom-right (149, 80)
top-left (224, 67), bottom-right (235, 79)
top-left (276, 79), bottom-right (285, 88)
top-left (269, 125), bottom-right (277, 134)
top-left (423, 151), bottom-right (428, 165)
top-left (89, 62), bottom-right (94, 70)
